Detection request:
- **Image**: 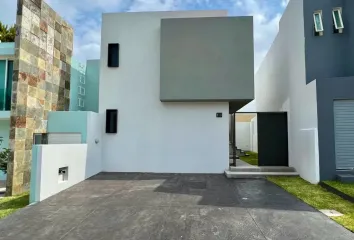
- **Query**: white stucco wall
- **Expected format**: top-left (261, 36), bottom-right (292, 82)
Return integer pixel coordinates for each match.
top-left (99, 11), bottom-right (229, 173)
top-left (250, 116), bottom-right (258, 153)
top-left (86, 112), bottom-right (102, 178)
top-left (33, 144), bottom-right (88, 202)
top-left (254, 0), bottom-right (319, 183)
top-left (236, 122), bottom-right (251, 151)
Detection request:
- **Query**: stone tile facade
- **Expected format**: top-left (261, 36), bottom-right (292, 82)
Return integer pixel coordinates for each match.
top-left (6, 0), bottom-right (73, 195)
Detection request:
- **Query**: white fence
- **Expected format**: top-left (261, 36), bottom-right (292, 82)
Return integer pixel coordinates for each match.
top-left (30, 144), bottom-right (102, 203)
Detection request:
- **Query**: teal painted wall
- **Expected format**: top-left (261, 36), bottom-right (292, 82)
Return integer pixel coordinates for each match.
top-left (70, 59), bottom-right (86, 111)
top-left (0, 120), bottom-right (10, 181)
top-left (85, 60), bottom-right (100, 113)
top-left (30, 145), bottom-right (40, 203)
top-left (0, 43), bottom-right (15, 56)
top-left (47, 111), bottom-right (88, 143)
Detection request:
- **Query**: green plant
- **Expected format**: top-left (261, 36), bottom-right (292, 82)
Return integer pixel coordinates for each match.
top-left (0, 136), bottom-right (9, 174)
top-left (0, 22), bottom-right (16, 43)
top-left (0, 148), bottom-right (10, 174)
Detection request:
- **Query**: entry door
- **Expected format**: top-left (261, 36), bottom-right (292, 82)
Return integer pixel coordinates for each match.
top-left (257, 112), bottom-right (288, 166)
top-left (334, 100), bottom-right (354, 170)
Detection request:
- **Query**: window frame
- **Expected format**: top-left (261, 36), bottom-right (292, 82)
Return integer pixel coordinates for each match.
top-left (78, 98), bottom-right (85, 108)
top-left (332, 7), bottom-right (344, 30)
top-left (78, 86), bottom-right (85, 96)
top-left (313, 10), bottom-right (324, 33)
top-left (79, 74), bottom-right (86, 84)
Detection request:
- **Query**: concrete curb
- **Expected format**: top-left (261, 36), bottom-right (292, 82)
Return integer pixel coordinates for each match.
top-left (319, 182), bottom-right (354, 203)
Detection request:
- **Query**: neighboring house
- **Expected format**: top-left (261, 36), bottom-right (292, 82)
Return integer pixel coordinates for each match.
top-left (254, 0), bottom-right (354, 183)
top-left (0, 42), bottom-right (100, 181)
top-left (70, 59), bottom-right (100, 113)
top-left (99, 11), bottom-right (254, 173)
top-left (0, 43), bottom-right (14, 181)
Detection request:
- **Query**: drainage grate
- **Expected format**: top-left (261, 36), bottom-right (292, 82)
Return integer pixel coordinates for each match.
top-left (320, 209), bottom-right (343, 217)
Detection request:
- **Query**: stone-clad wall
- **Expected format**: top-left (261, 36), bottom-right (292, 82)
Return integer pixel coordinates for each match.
top-left (6, 0), bottom-right (73, 195)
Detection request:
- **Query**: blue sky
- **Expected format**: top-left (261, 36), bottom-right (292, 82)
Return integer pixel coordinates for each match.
top-left (0, 0), bottom-right (289, 70)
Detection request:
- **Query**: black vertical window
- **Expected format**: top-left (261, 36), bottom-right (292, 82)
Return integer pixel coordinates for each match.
top-left (108, 43), bottom-right (119, 67)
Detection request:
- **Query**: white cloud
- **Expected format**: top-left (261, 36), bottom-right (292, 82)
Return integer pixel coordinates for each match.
top-left (281, 0), bottom-right (290, 8)
top-left (128, 0), bottom-right (177, 11)
top-left (1, 0), bottom-right (287, 69)
top-left (232, 0), bottom-right (285, 71)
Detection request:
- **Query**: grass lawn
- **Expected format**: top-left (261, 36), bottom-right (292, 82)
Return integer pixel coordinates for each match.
top-left (240, 151), bottom-right (258, 166)
top-left (323, 181), bottom-right (354, 198)
top-left (268, 176), bottom-right (354, 232)
top-left (0, 192), bottom-right (29, 220)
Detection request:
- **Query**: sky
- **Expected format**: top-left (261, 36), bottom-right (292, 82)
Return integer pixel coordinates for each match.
top-left (0, 0), bottom-right (290, 71)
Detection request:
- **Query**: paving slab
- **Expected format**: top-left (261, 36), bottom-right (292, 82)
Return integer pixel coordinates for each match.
top-left (0, 173), bottom-right (353, 240)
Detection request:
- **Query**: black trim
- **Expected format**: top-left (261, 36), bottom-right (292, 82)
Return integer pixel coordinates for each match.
top-left (319, 182), bottom-right (354, 203)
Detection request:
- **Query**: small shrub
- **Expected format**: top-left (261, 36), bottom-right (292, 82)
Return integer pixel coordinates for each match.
top-left (0, 148), bottom-right (10, 174)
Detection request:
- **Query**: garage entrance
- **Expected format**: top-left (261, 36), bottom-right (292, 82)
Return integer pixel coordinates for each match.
top-left (230, 112), bottom-right (289, 167)
top-left (334, 100), bottom-right (354, 170)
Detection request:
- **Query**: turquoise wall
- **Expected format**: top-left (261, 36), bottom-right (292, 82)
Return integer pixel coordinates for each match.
top-left (85, 60), bottom-right (100, 113)
top-left (0, 120), bottom-right (10, 181)
top-left (0, 43), bottom-right (15, 56)
top-left (70, 59), bottom-right (86, 111)
top-left (69, 59), bottom-right (99, 113)
top-left (47, 111), bottom-right (88, 143)
top-left (30, 145), bottom-right (40, 203)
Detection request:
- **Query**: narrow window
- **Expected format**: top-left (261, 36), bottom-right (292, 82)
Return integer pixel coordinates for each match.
top-left (78, 86), bottom-right (85, 96)
top-left (108, 43), bottom-right (119, 67)
top-left (332, 7), bottom-right (344, 33)
top-left (313, 10), bottom-right (324, 36)
top-left (78, 98), bottom-right (85, 107)
top-left (79, 75), bottom-right (85, 84)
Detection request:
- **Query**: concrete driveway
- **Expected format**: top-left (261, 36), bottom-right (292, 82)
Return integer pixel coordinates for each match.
top-left (0, 173), bottom-right (353, 240)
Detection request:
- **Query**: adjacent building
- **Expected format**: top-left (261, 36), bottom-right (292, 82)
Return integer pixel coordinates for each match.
top-left (0, 41), bottom-right (99, 182)
top-left (254, 0), bottom-right (354, 183)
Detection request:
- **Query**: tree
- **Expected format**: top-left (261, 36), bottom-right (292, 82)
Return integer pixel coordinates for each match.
top-left (0, 22), bottom-right (16, 43)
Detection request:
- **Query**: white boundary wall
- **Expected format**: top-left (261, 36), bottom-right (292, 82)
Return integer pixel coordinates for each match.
top-left (236, 122), bottom-right (251, 151)
top-left (30, 112), bottom-right (103, 203)
top-left (254, 0), bottom-right (319, 183)
top-left (31, 144), bottom-right (96, 202)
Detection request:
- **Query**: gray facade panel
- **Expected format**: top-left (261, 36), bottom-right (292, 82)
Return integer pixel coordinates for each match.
top-left (304, 0), bottom-right (354, 83)
top-left (316, 76), bottom-right (354, 180)
top-left (160, 17), bottom-right (254, 101)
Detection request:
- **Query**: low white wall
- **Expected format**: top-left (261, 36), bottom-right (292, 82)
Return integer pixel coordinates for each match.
top-left (236, 122), bottom-right (251, 151)
top-left (31, 144), bottom-right (101, 203)
top-left (296, 128), bottom-right (319, 183)
top-left (86, 112), bottom-right (102, 178)
top-left (250, 116), bottom-right (258, 153)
